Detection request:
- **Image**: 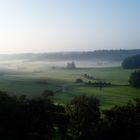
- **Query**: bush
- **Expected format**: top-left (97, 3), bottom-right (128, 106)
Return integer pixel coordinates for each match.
top-left (75, 78), bottom-right (83, 83)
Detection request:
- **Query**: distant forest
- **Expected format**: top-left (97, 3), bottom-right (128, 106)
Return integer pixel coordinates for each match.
top-left (0, 49), bottom-right (140, 61)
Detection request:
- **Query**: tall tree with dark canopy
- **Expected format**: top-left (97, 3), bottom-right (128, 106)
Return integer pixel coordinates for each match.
top-left (0, 92), bottom-right (54, 140)
top-left (67, 95), bottom-right (100, 140)
top-left (103, 98), bottom-right (140, 140)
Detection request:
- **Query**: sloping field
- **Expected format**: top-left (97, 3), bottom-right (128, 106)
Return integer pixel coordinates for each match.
top-left (0, 67), bottom-right (139, 109)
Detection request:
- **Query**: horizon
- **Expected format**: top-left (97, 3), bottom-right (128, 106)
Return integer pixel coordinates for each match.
top-left (0, 48), bottom-right (139, 55)
top-left (0, 0), bottom-right (140, 53)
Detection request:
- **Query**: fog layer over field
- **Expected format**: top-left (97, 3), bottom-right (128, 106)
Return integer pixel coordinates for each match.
top-left (1, 49), bottom-right (140, 71)
top-left (0, 59), bottom-right (122, 72)
top-left (0, 51), bottom-right (139, 108)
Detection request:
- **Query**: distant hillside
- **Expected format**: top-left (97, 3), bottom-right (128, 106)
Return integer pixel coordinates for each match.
top-left (122, 54), bottom-right (140, 69)
top-left (0, 49), bottom-right (140, 62)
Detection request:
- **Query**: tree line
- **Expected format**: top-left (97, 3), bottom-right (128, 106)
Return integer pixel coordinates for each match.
top-left (0, 91), bottom-right (140, 140)
top-left (1, 49), bottom-right (140, 61)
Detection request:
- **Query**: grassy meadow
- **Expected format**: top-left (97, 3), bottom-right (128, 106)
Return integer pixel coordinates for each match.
top-left (0, 60), bottom-right (139, 109)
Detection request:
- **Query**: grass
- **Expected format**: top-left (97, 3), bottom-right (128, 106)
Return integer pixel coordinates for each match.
top-left (0, 66), bottom-right (139, 109)
top-left (76, 86), bottom-right (140, 109)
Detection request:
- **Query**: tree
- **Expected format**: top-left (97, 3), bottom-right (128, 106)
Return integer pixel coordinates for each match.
top-left (122, 55), bottom-right (140, 69)
top-left (53, 105), bottom-right (69, 140)
top-left (66, 95), bottom-right (100, 140)
top-left (129, 70), bottom-right (140, 88)
top-left (75, 78), bottom-right (83, 83)
top-left (0, 92), bottom-right (54, 140)
top-left (103, 98), bottom-right (140, 140)
top-left (26, 98), bottom-right (54, 140)
top-left (67, 61), bottom-right (76, 69)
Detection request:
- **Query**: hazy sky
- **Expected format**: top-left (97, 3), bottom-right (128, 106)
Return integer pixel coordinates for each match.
top-left (0, 0), bottom-right (140, 53)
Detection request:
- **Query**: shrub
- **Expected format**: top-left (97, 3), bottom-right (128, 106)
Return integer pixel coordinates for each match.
top-left (75, 78), bottom-right (83, 83)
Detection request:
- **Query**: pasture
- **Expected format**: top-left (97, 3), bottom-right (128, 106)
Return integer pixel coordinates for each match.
top-left (0, 63), bottom-right (139, 109)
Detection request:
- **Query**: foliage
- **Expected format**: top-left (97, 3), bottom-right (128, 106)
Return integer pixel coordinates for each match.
top-left (102, 99), bottom-right (140, 140)
top-left (0, 91), bottom-right (140, 140)
top-left (122, 54), bottom-right (140, 69)
top-left (66, 95), bottom-right (100, 140)
top-left (86, 81), bottom-right (111, 87)
top-left (75, 78), bottom-right (83, 83)
top-left (129, 70), bottom-right (140, 88)
top-left (1, 49), bottom-right (140, 61)
top-left (0, 91), bottom-right (67, 140)
top-left (66, 61), bottom-right (76, 69)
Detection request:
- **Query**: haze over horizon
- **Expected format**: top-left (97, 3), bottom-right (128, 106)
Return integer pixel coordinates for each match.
top-left (0, 0), bottom-right (140, 53)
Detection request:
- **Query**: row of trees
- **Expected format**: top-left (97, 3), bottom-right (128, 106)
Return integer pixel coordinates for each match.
top-left (0, 91), bottom-right (140, 140)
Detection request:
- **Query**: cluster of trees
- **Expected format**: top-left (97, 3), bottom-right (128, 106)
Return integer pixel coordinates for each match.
top-left (0, 91), bottom-right (140, 140)
top-left (0, 91), bottom-right (67, 140)
top-left (66, 61), bottom-right (76, 69)
top-left (86, 81), bottom-right (111, 88)
top-left (83, 74), bottom-right (96, 80)
top-left (83, 74), bottom-right (111, 87)
top-left (122, 54), bottom-right (140, 69)
top-left (129, 70), bottom-right (140, 88)
top-left (122, 54), bottom-right (140, 88)
top-left (76, 75), bottom-right (111, 88)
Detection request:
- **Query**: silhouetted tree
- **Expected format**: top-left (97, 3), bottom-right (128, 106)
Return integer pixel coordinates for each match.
top-left (0, 90), bottom-right (140, 140)
top-left (0, 92), bottom-right (54, 140)
top-left (103, 99), bottom-right (140, 140)
top-left (67, 95), bottom-right (100, 140)
top-left (53, 105), bottom-right (69, 140)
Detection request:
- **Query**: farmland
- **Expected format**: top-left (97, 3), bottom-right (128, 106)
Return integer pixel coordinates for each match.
top-left (0, 60), bottom-right (139, 109)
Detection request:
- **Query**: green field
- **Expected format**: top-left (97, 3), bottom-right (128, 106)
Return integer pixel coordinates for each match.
top-left (0, 66), bottom-right (139, 109)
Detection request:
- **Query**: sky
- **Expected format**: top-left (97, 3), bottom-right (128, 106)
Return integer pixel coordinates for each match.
top-left (0, 0), bottom-right (140, 53)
